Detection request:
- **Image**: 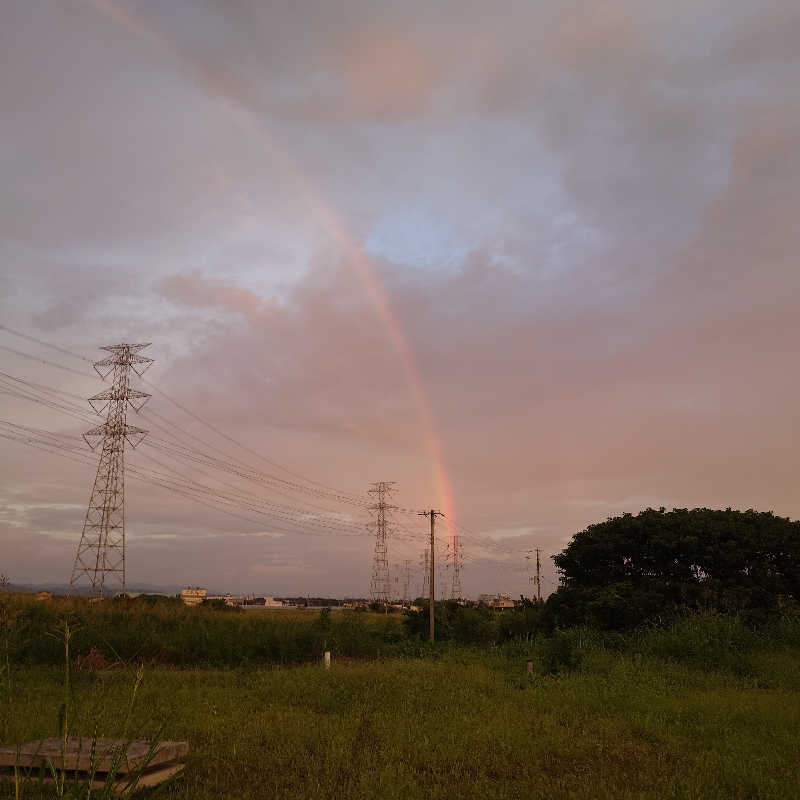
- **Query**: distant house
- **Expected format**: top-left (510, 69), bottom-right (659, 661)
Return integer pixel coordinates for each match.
top-left (264, 597), bottom-right (285, 607)
top-left (478, 592), bottom-right (515, 609)
top-left (181, 587), bottom-right (207, 606)
top-left (35, 591), bottom-right (53, 601)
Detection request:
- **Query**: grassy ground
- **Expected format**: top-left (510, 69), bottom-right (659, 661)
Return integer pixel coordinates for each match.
top-left (2, 648), bottom-right (799, 799)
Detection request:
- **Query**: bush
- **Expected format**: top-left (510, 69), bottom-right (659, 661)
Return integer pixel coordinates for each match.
top-left (635, 613), bottom-right (759, 674)
top-left (539, 630), bottom-right (583, 675)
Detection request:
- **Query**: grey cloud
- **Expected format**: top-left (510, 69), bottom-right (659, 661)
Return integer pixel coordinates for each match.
top-left (2, 0), bottom-right (799, 596)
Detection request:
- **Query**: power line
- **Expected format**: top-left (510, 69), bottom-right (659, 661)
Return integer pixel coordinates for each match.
top-left (0, 343), bottom-right (98, 380)
top-left (141, 376), bottom-right (369, 506)
top-left (0, 421), bottom-right (378, 541)
top-left (0, 369), bottom-right (89, 402)
top-left (0, 362), bottom-right (371, 513)
top-left (0, 325), bottom-right (371, 507)
top-left (0, 324), bottom-right (93, 363)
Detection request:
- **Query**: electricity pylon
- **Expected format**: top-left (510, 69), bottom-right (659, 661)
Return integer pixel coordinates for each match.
top-left (368, 481), bottom-right (396, 603)
top-left (419, 549), bottom-right (429, 599)
top-left (401, 559), bottom-right (411, 604)
top-left (526, 547), bottom-right (543, 602)
top-left (69, 343), bottom-right (152, 598)
top-left (449, 533), bottom-right (463, 600)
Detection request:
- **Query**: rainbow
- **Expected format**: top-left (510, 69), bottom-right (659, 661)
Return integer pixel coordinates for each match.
top-left (84, 0), bottom-right (459, 538)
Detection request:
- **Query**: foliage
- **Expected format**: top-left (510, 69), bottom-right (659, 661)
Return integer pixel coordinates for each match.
top-left (403, 600), bottom-right (547, 645)
top-left (538, 629), bottom-right (584, 675)
top-left (200, 598), bottom-right (241, 612)
top-left (550, 507), bottom-right (800, 629)
top-left (3, 638), bottom-right (799, 799)
top-left (0, 595), bottom-right (405, 668)
top-left (633, 612), bottom-right (759, 675)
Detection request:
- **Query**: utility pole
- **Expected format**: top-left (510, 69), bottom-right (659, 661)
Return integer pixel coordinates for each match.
top-left (419, 509), bottom-right (444, 641)
top-left (70, 343), bottom-right (152, 598)
top-left (368, 482), bottom-right (396, 604)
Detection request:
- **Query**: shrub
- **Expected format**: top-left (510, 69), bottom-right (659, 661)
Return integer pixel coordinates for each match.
top-left (635, 613), bottom-right (758, 674)
top-left (539, 629), bottom-right (583, 675)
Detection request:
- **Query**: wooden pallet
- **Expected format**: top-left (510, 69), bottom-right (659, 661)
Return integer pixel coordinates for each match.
top-left (0, 737), bottom-right (188, 792)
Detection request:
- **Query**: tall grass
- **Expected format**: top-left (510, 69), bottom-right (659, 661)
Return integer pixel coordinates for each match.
top-left (0, 596), bottom-right (409, 668)
top-left (4, 616), bottom-right (166, 799)
top-left (1, 596), bottom-right (799, 798)
top-left (3, 649), bottom-right (799, 799)
top-left (3, 595), bottom-right (799, 674)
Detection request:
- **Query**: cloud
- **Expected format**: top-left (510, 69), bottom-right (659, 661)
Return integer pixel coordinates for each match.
top-left (2, 0), bottom-right (799, 597)
top-left (159, 271), bottom-right (266, 321)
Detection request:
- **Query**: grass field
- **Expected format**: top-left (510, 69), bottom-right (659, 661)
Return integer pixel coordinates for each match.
top-left (1, 599), bottom-right (799, 798)
top-left (3, 648), bottom-right (799, 798)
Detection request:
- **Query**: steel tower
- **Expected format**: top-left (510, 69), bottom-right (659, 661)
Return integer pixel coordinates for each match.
top-left (69, 343), bottom-right (152, 597)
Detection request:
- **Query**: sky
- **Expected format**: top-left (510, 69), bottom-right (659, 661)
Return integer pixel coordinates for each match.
top-left (1, 0), bottom-right (799, 598)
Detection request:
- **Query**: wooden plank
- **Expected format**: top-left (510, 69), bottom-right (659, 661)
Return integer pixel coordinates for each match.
top-left (0, 760), bottom-right (185, 792)
top-left (114, 761), bottom-right (185, 791)
top-left (0, 738), bottom-right (188, 772)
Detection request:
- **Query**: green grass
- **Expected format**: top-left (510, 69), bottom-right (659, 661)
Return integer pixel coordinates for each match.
top-left (2, 598), bottom-right (799, 797)
top-left (2, 648), bottom-right (799, 799)
top-left (1, 596), bottom-right (408, 667)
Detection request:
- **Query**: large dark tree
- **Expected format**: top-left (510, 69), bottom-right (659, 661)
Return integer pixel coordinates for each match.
top-left (548, 508), bottom-right (799, 629)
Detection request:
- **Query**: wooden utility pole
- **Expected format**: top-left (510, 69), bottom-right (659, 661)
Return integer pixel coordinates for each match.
top-left (419, 509), bottom-right (444, 641)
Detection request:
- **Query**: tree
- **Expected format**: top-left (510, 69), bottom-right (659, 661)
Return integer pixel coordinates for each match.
top-left (549, 508), bottom-right (799, 629)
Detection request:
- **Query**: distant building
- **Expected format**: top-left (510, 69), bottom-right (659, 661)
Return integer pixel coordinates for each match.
top-left (478, 592), bottom-right (515, 609)
top-left (242, 596), bottom-right (286, 608)
top-left (35, 591), bottom-right (53, 601)
top-left (342, 599), bottom-right (369, 609)
top-left (181, 587), bottom-right (207, 606)
top-left (206, 593), bottom-right (240, 607)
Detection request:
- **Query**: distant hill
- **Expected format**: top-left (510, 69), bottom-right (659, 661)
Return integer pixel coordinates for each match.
top-left (2, 582), bottom-right (182, 597)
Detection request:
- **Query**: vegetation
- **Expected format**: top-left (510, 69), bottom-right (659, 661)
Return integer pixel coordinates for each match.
top-left (0, 596), bottom-right (411, 668)
top-left (2, 507), bottom-right (799, 796)
top-left (1, 613), bottom-right (798, 798)
top-left (550, 508), bottom-right (800, 629)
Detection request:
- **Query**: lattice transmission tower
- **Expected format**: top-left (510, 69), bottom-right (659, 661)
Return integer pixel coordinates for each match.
top-left (419, 549), bottom-right (429, 599)
top-left (367, 481), bottom-right (396, 603)
top-left (69, 343), bottom-right (153, 598)
top-left (400, 559), bottom-right (411, 604)
top-left (448, 533), bottom-right (463, 600)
